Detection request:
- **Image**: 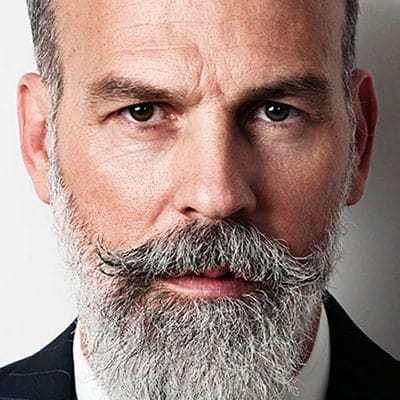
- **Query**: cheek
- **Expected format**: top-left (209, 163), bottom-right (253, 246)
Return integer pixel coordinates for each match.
top-left (257, 140), bottom-right (350, 256)
top-left (56, 123), bottom-right (172, 248)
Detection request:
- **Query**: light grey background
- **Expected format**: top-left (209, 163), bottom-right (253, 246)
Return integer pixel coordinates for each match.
top-left (0, 1), bottom-right (399, 367)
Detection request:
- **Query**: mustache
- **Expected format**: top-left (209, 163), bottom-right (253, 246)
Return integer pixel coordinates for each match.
top-left (96, 218), bottom-right (329, 289)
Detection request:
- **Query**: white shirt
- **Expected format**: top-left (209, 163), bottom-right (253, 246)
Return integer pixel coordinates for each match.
top-left (73, 326), bottom-right (107, 400)
top-left (292, 306), bottom-right (330, 399)
top-left (73, 308), bottom-right (330, 400)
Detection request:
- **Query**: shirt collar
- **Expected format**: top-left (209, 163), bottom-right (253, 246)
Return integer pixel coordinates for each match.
top-left (73, 307), bottom-right (330, 400)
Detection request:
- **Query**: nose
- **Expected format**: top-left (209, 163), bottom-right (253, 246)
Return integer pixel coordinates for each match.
top-left (171, 111), bottom-right (257, 221)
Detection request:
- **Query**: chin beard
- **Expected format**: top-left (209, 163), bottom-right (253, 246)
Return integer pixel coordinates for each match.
top-left (47, 122), bottom-right (348, 399)
top-left (80, 284), bottom-right (325, 400)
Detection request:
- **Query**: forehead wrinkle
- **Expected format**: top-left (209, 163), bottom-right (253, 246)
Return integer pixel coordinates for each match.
top-left (59, 0), bottom-right (342, 53)
top-left (60, 1), bottom-right (324, 55)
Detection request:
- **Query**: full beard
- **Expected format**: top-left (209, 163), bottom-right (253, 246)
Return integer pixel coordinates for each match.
top-left (80, 220), bottom-right (338, 400)
top-left (47, 125), bottom-right (349, 399)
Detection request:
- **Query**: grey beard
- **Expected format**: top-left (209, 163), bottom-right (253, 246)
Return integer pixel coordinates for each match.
top-left (67, 218), bottom-right (339, 400)
top-left (47, 121), bottom-right (345, 399)
top-left (83, 286), bottom-right (325, 400)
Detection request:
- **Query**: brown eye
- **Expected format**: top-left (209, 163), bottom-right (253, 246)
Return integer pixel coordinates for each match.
top-left (254, 101), bottom-right (299, 124)
top-left (127, 103), bottom-right (155, 122)
top-left (264, 102), bottom-right (291, 122)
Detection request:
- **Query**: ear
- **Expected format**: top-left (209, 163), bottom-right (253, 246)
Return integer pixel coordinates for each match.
top-left (18, 73), bottom-right (51, 204)
top-left (346, 68), bottom-right (378, 206)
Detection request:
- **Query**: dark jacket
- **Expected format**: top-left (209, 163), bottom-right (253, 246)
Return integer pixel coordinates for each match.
top-left (0, 296), bottom-right (398, 399)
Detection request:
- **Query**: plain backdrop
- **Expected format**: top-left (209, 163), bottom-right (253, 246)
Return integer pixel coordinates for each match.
top-left (0, 1), bottom-right (399, 367)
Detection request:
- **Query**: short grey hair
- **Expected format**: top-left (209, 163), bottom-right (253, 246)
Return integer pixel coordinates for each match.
top-left (26, 0), bottom-right (360, 109)
top-left (26, 0), bottom-right (62, 112)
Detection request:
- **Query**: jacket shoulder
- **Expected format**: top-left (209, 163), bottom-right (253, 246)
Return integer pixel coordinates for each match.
top-left (0, 321), bottom-right (77, 400)
top-left (325, 295), bottom-right (400, 399)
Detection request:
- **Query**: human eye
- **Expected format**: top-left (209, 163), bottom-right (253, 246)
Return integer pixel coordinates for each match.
top-left (254, 101), bottom-right (301, 123)
top-left (243, 100), bottom-right (310, 144)
top-left (118, 102), bottom-right (169, 125)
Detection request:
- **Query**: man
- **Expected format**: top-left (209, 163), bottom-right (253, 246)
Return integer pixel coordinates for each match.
top-left (0, 0), bottom-right (398, 399)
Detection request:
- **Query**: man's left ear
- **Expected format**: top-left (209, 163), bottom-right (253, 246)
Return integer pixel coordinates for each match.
top-left (346, 68), bottom-right (378, 206)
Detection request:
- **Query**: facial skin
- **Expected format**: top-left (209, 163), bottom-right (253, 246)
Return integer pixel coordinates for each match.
top-left (20, 0), bottom-right (376, 261)
top-left (18, 0), bottom-right (377, 397)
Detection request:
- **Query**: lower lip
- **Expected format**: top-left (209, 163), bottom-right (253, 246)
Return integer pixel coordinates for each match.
top-left (159, 275), bottom-right (257, 299)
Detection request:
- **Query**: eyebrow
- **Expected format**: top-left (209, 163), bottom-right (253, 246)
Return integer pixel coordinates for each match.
top-left (240, 74), bottom-right (334, 111)
top-left (85, 74), bottom-right (187, 107)
top-left (85, 72), bottom-right (333, 113)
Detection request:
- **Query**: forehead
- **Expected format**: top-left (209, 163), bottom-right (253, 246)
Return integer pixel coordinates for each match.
top-left (56, 0), bottom-right (345, 97)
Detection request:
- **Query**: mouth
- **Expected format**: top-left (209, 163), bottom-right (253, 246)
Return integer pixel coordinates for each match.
top-left (158, 265), bottom-right (258, 299)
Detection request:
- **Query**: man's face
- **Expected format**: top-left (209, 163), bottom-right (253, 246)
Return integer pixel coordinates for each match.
top-left (54, 0), bottom-right (351, 263)
top-left (19, 1), bottom-right (377, 398)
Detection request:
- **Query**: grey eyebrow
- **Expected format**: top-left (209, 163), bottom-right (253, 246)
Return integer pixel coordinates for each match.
top-left (85, 74), bottom-right (187, 106)
top-left (240, 74), bottom-right (334, 111)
